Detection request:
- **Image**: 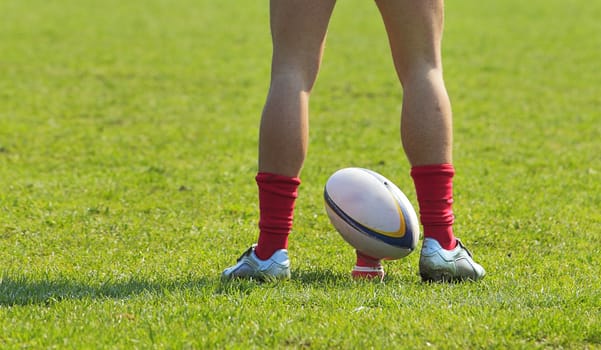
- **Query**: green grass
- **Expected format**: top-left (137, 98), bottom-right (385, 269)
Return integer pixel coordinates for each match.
top-left (1, 0), bottom-right (600, 348)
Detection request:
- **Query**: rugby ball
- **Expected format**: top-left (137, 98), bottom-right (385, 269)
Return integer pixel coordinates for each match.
top-left (324, 168), bottom-right (420, 260)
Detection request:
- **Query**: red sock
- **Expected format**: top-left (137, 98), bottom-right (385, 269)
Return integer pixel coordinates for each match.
top-left (410, 164), bottom-right (457, 250)
top-left (254, 172), bottom-right (301, 260)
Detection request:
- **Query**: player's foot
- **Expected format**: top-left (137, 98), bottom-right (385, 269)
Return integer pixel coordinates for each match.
top-left (419, 238), bottom-right (486, 282)
top-left (221, 244), bottom-right (290, 281)
top-left (352, 265), bottom-right (385, 281)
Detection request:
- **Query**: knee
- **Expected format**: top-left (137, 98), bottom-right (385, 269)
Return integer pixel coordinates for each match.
top-left (396, 60), bottom-right (444, 89)
top-left (271, 54), bottom-right (322, 93)
top-left (391, 45), bottom-right (443, 87)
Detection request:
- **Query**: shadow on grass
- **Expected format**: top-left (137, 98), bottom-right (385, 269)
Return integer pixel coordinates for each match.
top-left (1, 267), bottom-right (415, 305)
top-left (292, 268), bottom-right (348, 284)
top-left (214, 268), bottom-right (352, 295)
top-left (0, 275), bottom-right (214, 306)
top-left (214, 267), bottom-right (402, 294)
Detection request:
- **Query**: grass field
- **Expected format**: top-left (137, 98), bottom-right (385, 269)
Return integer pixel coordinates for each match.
top-left (1, 0), bottom-right (600, 348)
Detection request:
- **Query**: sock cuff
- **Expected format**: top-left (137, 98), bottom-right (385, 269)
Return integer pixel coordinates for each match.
top-left (410, 163), bottom-right (455, 178)
top-left (256, 172), bottom-right (301, 198)
top-left (256, 172), bottom-right (301, 185)
top-left (411, 163), bottom-right (454, 203)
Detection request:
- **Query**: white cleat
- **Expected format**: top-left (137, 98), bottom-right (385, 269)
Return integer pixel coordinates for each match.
top-left (419, 238), bottom-right (486, 282)
top-left (222, 244), bottom-right (291, 281)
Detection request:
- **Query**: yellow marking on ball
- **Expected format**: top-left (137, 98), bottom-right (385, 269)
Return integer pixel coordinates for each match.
top-left (366, 199), bottom-right (406, 238)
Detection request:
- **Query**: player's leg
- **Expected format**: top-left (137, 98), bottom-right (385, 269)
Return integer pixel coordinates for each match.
top-left (223, 0), bottom-right (336, 280)
top-left (376, 0), bottom-right (451, 166)
top-left (375, 0), bottom-right (484, 282)
top-left (259, 0), bottom-right (336, 177)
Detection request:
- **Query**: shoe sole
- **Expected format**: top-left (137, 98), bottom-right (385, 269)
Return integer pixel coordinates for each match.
top-left (221, 269), bottom-right (291, 282)
top-left (420, 269), bottom-right (480, 283)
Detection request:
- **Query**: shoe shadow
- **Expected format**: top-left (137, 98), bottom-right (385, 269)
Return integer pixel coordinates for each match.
top-left (214, 268), bottom-right (352, 295)
top-left (292, 268), bottom-right (349, 285)
top-left (0, 274), bottom-right (214, 307)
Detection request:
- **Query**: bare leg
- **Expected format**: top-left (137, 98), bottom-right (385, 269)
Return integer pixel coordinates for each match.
top-left (259, 0), bottom-right (337, 177)
top-left (375, 0), bottom-right (452, 166)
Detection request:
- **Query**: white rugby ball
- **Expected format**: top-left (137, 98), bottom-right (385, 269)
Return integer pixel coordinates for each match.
top-left (324, 167), bottom-right (420, 260)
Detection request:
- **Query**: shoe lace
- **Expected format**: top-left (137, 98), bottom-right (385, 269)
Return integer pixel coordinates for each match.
top-left (236, 245), bottom-right (256, 262)
top-left (456, 239), bottom-right (473, 258)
